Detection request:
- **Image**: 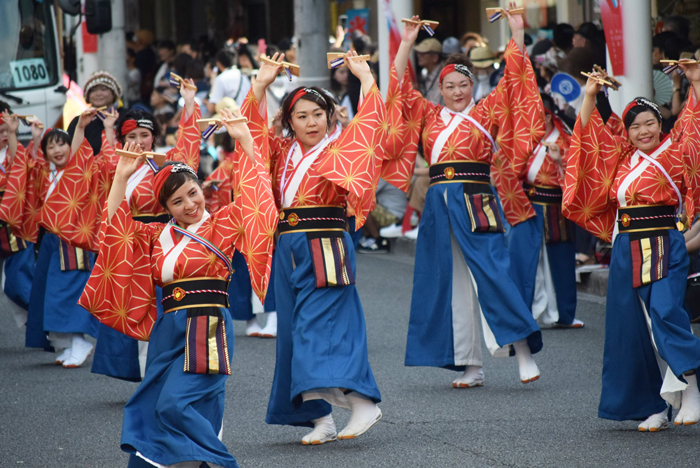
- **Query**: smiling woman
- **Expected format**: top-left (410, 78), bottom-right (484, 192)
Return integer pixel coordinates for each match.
top-left (381, 8), bottom-right (546, 391)
top-left (78, 116), bottom-right (277, 467)
top-left (563, 69), bottom-right (700, 431)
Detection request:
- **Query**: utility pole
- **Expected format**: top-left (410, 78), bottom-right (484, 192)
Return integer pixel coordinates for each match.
top-left (621, 0), bottom-right (653, 104)
top-left (294, 0), bottom-right (330, 88)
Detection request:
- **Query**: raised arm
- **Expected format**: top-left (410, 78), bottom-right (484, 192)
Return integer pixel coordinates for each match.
top-left (395, 16), bottom-right (420, 82)
top-left (562, 104), bottom-right (622, 242)
top-left (71, 109), bottom-right (98, 155)
top-left (252, 52), bottom-right (286, 107)
top-left (213, 120), bottom-right (277, 303)
top-left (107, 142), bottom-right (146, 221)
top-left (166, 87), bottom-right (203, 170)
top-left (2, 112), bottom-right (20, 162)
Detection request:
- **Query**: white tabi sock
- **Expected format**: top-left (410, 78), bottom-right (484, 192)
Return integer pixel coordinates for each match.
top-left (513, 339), bottom-right (540, 384)
top-left (260, 312), bottom-right (277, 338)
top-left (54, 347), bottom-right (72, 365)
top-left (337, 392), bottom-right (382, 440)
top-left (675, 373), bottom-right (700, 426)
top-left (638, 410), bottom-right (669, 432)
top-left (302, 414), bottom-right (337, 445)
top-left (245, 318), bottom-right (263, 337)
top-left (62, 334), bottom-right (93, 368)
top-left (452, 366), bottom-right (485, 388)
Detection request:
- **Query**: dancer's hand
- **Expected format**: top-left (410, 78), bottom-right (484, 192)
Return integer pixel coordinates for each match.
top-left (115, 142), bottom-right (144, 181)
top-left (401, 15), bottom-right (421, 45)
top-left (503, 2), bottom-right (525, 52)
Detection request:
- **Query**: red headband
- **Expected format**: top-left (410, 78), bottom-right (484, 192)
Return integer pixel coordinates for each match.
top-left (288, 88), bottom-right (326, 111)
top-left (439, 64), bottom-right (475, 85)
top-left (621, 98), bottom-right (662, 126)
top-left (152, 163), bottom-right (198, 202)
top-left (120, 118), bottom-right (155, 136)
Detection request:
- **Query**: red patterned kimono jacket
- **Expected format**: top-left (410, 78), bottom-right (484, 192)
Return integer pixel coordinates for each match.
top-left (240, 85), bottom-right (387, 226)
top-left (36, 105), bottom-right (202, 252)
top-left (563, 96), bottom-right (700, 242)
top-left (381, 39), bottom-right (544, 199)
top-left (493, 121), bottom-right (572, 226)
top-left (78, 144), bottom-right (278, 341)
top-left (0, 142), bottom-right (30, 253)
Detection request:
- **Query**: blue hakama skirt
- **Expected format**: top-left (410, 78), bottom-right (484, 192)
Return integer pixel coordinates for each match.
top-left (228, 250), bottom-right (276, 321)
top-left (3, 244), bottom-right (35, 310)
top-left (507, 203), bottom-right (578, 325)
top-left (406, 183), bottom-right (542, 370)
top-left (25, 233), bottom-right (98, 348)
top-left (599, 229), bottom-right (700, 421)
top-left (266, 230), bottom-right (381, 427)
top-left (121, 306), bottom-right (237, 467)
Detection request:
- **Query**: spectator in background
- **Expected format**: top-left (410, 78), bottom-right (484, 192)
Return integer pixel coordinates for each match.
top-left (172, 53), bottom-right (194, 80)
top-left (66, 71), bottom-right (122, 156)
top-left (125, 48), bottom-right (142, 109)
top-left (572, 22), bottom-right (597, 49)
top-left (153, 40), bottom-right (177, 89)
top-left (414, 38), bottom-right (444, 106)
top-left (133, 29), bottom-right (157, 102)
top-left (460, 32), bottom-right (486, 53)
top-left (358, 179), bottom-right (407, 254)
top-left (278, 37), bottom-right (296, 64)
top-left (207, 49), bottom-right (251, 112)
top-left (442, 37), bottom-right (463, 55)
top-left (177, 39), bottom-right (199, 59)
top-left (236, 41), bottom-right (259, 76)
top-left (652, 31), bottom-right (677, 67)
top-left (542, 23), bottom-right (574, 73)
top-left (469, 46), bottom-right (497, 103)
top-left (150, 86), bottom-right (176, 119)
top-left (663, 15), bottom-right (691, 41)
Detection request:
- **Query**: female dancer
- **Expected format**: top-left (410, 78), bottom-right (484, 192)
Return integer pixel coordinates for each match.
top-left (495, 93), bottom-right (583, 328)
top-left (78, 109), bottom-right (276, 467)
top-left (387, 10), bottom-right (545, 389)
top-left (0, 116), bottom-right (99, 366)
top-left (0, 105), bottom-right (36, 316)
top-left (241, 50), bottom-right (385, 444)
top-left (41, 80), bottom-right (201, 380)
top-left (563, 69), bottom-right (700, 431)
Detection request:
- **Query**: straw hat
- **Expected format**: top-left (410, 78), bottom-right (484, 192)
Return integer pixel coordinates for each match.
top-left (469, 47), bottom-right (496, 68)
top-left (414, 38), bottom-right (442, 54)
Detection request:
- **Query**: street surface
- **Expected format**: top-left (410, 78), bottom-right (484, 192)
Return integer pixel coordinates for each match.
top-left (1, 251), bottom-right (699, 467)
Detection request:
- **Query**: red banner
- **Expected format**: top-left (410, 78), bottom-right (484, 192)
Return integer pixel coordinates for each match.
top-left (599, 0), bottom-right (623, 75)
top-left (82, 21), bottom-right (98, 54)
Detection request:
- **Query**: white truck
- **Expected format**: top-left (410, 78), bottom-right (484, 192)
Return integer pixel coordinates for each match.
top-left (0, 0), bottom-right (66, 142)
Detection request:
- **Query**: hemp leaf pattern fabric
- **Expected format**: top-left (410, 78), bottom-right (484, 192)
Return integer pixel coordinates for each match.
top-left (241, 85), bottom-right (387, 227)
top-left (38, 105), bottom-right (203, 252)
top-left (384, 39), bottom-right (544, 185)
top-left (563, 99), bottom-right (700, 242)
top-left (79, 144), bottom-right (277, 340)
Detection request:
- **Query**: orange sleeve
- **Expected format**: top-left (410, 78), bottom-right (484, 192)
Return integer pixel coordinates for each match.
top-left (380, 64), bottom-right (415, 192)
top-left (211, 142), bottom-right (278, 303)
top-left (562, 109), bottom-right (623, 242)
top-left (316, 84), bottom-right (387, 227)
top-left (78, 200), bottom-right (164, 340)
top-left (491, 150), bottom-right (536, 226)
top-left (39, 139), bottom-right (116, 251)
top-left (167, 103), bottom-right (203, 170)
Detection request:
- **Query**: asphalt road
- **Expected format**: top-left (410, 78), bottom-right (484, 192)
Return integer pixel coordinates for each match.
top-left (1, 250), bottom-right (699, 468)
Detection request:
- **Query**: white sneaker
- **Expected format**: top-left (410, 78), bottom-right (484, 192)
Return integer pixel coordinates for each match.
top-left (62, 334), bottom-right (93, 368)
top-left (55, 347), bottom-right (72, 365)
top-left (379, 223), bottom-right (403, 238)
top-left (452, 366), bottom-right (484, 388)
top-left (638, 410), bottom-right (669, 432)
top-left (404, 226), bottom-right (419, 240)
top-left (675, 373), bottom-right (700, 426)
top-left (302, 414), bottom-right (337, 445)
top-left (513, 339), bottom-right (540, 384)
top-left (245, 319), bottom-right (263, 337)
top-left (259, 312), bottom-right (277, 338)
top-left (337, 392), bottom-right (382, 440)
